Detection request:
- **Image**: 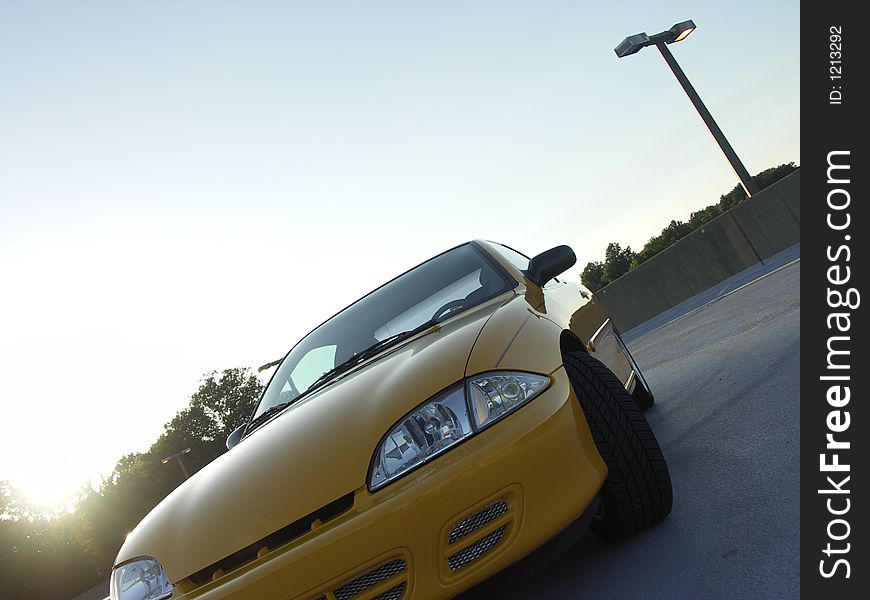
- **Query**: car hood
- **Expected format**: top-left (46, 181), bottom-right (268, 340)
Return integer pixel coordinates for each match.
top-left (115, 292), bottom-right (518, 583)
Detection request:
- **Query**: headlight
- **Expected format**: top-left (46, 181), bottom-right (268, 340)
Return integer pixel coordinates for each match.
top-left (467, 372), bottom-right (549, 428)
top-left (110, 557), bottom-right (172, 600)
top-left (369, 383), bottom-right (471, 490)
top-left (369, 372), bottom-right (550, 490)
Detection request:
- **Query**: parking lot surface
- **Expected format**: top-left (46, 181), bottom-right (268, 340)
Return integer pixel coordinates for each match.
top-left (461, 260), bottom-right (800, 599)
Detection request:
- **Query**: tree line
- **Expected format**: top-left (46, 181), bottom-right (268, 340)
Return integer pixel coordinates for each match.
top-left (0, 368), bottom-right (263, 600)
top-left (580, 163), bottom-right (799, 291)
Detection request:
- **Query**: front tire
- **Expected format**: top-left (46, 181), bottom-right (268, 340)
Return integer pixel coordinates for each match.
top-left (564, 351), bottom-right (672, 540)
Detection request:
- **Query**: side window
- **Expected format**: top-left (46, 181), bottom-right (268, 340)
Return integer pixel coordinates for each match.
top-left (290, 345), bottom-right (337, 392)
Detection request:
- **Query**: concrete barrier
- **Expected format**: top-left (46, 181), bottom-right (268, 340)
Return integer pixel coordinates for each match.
top-left (596, 170), bottom-right (800, 332)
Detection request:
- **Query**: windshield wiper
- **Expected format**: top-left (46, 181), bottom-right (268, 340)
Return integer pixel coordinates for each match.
top-left (257, 358), bottom-right (283, 373)
top-left (245, 319), bottom-right (441, 436)
top-left (306, 318), bottom-right (441, 393)
top-left (245, 400), bottom-right (294, 434)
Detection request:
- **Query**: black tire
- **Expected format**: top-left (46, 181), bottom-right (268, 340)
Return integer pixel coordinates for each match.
top-left (564, 351), bottom-right (672, 540)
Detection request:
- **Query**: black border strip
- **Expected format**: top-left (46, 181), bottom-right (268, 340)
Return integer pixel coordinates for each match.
top-left (801, 2), bottom-right (867, 596)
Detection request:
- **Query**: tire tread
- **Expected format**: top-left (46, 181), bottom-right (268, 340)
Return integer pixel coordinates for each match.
top-left (564, 351), bottom-right (672, 540)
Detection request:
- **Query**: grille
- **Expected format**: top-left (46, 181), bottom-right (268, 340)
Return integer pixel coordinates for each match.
top-left (187, 493), bottom-right (354, 586)
top-left (334, 559), bottom-right (406, 600)
top-left (447, 525), bottom-right (506, 571)
top-left (448, 500), bottom-right (508, 544)
top-left (372, 583), bottom-right (406, 600)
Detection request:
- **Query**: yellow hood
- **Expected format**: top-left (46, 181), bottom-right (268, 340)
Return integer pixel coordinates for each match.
top-left (114, 292), bottom-right (519, 583)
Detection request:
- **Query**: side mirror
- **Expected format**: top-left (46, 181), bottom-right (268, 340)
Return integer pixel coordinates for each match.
top-left (226, 424), bottom-right (246, 450)
top-left (524, 245), bottom-right (576, 287)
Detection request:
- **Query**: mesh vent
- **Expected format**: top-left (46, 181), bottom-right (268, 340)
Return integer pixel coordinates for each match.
top-left (372, 583), bottom-right (406, 600)
top-left (447, 525), bottom-right (506, 571)
top-left (334, 559), bottom-right (406, 600)
top-left (448, 501), bottom-right (508, 544)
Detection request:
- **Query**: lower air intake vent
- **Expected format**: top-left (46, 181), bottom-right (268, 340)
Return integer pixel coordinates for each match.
top-left (372, 583), bottom-right (406, 600)
top-left (448, 500), bottom-right (508, 544)
top-left (334, 559), bottom-right (407, 600)
top-left (447, 525), bottom-right (506, 571)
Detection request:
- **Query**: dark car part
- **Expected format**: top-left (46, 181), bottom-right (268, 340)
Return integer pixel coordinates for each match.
top-left (564, 351), bottom-right (672, 540)
top-left (612, 327), bottom-right (655, 411)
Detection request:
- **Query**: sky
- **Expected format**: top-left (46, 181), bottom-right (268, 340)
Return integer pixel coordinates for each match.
top-left (0, 1), bottom-right (799, 507)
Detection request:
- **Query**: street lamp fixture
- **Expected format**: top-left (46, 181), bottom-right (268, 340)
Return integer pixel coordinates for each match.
top-left (670, 20), bottom-right (696, 43)
top-left (615, 20), bottom-right (759, 197)
top-left (614, 20), bottom-right (695, 58)
top-left (161, 447), bottom-right (192, 480)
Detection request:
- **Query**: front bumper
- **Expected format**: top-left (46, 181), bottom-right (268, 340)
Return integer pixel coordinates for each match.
top-left (171, 366), bottom-right (606, 600)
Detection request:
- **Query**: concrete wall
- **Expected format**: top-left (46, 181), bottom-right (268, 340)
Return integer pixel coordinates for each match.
top-left (596, 170), bottom-right (800, 332)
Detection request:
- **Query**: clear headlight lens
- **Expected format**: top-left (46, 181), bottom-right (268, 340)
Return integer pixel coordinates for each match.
top-left (369, 384), bottom-right (471, 490)
top-left (467, 372), bottom-right (550, 428)
top-left (110, 557), bottom-right (172, 600)
top-left (369, 372), bottom-right (550, 491)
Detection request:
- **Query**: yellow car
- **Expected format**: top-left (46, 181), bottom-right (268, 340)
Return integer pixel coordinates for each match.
top-left (110, 240), bottom-right (672, 600)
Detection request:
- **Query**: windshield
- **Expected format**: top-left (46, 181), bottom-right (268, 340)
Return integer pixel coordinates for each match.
top-left (251, 243), bottom-right (515, 420)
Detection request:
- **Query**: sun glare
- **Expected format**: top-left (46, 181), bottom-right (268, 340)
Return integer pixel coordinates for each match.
top-left (11, 474), bottom-right (82, 514)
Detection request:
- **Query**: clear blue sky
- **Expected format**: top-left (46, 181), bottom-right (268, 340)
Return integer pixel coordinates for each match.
top-left (0, 1), bottom-right (799, 506)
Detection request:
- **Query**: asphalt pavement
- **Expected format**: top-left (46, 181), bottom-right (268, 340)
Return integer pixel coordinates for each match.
top-left (461, 259), bottom-right (800, 599)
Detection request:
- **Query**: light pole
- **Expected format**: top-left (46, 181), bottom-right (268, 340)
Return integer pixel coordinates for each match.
top-left (615, 20), bottom-right (759, 197)
top-left (161, 447), bottom-right (191, 480)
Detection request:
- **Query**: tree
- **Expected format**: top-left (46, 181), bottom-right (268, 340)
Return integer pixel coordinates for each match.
top-left (580, 244), bottom-right (636, 291)
top-left (603, 243), bottom-right (636, 283)
top-left (719, 162), bottom-right (799, 211)
top-left (580, 261), bottom-right (606, 291)
top-left (580, 163), bottom-right (800, 287)
top-left (688, 205), bottom-right (722, 229)
top-left (1, 367), bottom-right (264, 600)
top-left (154, 368), bottom-right (263, 476)
top-left (633, 220), bottom-right (694, 266)
top-left (0, 482), bottom-right (100, 600)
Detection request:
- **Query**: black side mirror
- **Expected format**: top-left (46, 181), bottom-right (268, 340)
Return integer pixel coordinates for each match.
top-left (226, 424), bottom-right (246, 450)
top-left (524, 245), bottom-right (576, 287)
